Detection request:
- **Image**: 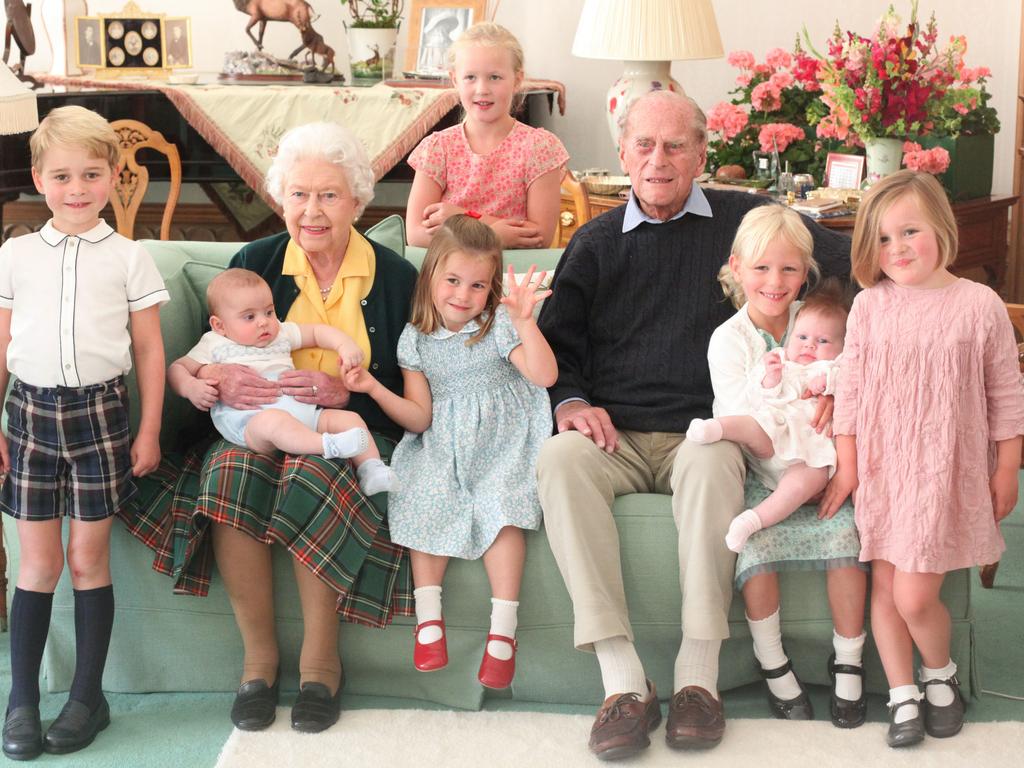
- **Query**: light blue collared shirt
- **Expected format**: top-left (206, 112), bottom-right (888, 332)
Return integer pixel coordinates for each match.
top-left (621, 181), bottom-right (714, 232)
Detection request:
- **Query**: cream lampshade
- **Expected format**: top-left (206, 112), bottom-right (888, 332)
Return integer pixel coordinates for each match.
top-left (572, 0), bottom-right (723, 146)
top-left (0, 61), bottom-right (39, 136)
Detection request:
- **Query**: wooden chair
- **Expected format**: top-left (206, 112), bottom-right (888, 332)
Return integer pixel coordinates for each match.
top-left (109, 119), bottom-right (182, 240)
top-left (552, 169), bottom-right (592, 247)
top-left (979, 302), bottom-right (1024, 588)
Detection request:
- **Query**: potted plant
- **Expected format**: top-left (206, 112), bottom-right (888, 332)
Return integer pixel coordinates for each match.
top-left (344, 1), bottom-right (405, 84)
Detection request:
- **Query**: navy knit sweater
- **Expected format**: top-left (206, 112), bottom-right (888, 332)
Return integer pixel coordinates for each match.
top-left (537, 190), bottom-right (851, 433)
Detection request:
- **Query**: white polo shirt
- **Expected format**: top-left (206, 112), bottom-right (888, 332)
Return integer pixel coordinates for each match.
top-left (0, 220), bottom-right (170, 387)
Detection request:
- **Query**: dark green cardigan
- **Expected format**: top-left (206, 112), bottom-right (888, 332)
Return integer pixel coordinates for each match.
top-left (230, 231), bottom-right (417, 440)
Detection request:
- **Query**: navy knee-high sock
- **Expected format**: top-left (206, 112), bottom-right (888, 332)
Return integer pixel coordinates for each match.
top-left (68, 585), bottom-right (114, 710)
top-left (7, 588), bottom-right (54, 711)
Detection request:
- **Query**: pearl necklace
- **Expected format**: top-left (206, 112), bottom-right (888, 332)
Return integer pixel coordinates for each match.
top-left (319, 285), bottom-right (332, 300)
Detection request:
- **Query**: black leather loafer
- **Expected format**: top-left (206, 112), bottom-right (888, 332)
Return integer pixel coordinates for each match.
top-left (3, 705), bottom-right (42, 761)
top-left (290, 682), bottom-right (342, 733)
top-left (230, 676), bottom-right (280, 731)
top-left (828, 653), bottom-right (867, 728)
top-left (923, 675), bottom-right (965, 738)
top-left (887, 698), bottom-right (925, 748)
top-left (43, 696), bottom-right (110, 754)
top-left (758, 659), bottom-right (814, 720)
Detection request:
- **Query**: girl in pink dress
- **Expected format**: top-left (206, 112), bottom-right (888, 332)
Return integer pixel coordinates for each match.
top-left (405, 22), bottom-right (568, 249)
top-left (822, 171), bottom-right (1024, 748)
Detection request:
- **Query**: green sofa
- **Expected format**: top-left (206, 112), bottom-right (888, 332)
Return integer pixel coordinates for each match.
top-left (2, 217), bottom-right (977, 710)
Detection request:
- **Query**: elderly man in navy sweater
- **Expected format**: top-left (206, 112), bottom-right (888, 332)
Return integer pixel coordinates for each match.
top-left (537, 90), bottom-right (851, 759)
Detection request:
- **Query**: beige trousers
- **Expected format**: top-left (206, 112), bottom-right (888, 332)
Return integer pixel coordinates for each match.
top-left (537, 429), bottom-right (745, 650)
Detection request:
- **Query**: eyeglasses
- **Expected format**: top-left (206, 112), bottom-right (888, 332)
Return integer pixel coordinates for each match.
top-left (283, 190), bottom-right (351, 208)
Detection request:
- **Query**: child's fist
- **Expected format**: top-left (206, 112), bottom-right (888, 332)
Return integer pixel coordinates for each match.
top-left (186, 378), bottom-right (219, 411)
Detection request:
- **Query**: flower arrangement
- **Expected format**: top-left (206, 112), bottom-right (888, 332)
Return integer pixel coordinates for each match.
top-left (705, 44), bottom-right (847, 182)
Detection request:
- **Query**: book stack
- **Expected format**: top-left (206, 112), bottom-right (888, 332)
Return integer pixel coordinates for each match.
top-left (789, 197), bottom-right (846, 218)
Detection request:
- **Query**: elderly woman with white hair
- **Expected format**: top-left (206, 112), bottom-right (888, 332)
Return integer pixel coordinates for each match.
top-left (129, 122), bottom-right (416, 735)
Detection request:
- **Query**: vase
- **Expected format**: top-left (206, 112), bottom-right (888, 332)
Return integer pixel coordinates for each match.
top-left (917, 133), bottom-right (994, 201)
top-left (346, 26), bottom-right (398, 85)
top-left (864, 137), bottom-right (903, 183)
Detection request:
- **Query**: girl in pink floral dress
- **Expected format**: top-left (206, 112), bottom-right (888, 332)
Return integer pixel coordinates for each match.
top-left (822, 171), bottom-right (1024, 749)
top-left (405, 22), bottom-right (568, 249)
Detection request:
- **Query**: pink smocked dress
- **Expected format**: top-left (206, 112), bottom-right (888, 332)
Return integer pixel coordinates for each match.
top-left (408, 121), bottom-right (568, 220)
top-left (833, 278), bottom-right (1024, 572)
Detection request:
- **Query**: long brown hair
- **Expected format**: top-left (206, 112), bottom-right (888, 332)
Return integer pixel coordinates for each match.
top-left (410, 215), bottom-right (504, 345)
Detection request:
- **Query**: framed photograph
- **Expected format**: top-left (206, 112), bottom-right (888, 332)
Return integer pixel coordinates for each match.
top-left (75, 17), bottom-right (103, 68)
top-left (404, 0), bottom-right (486, 76)
top-left (164, 17), bottom-right (191, 68)
top-left (824, 153), bottom-right (865, 189)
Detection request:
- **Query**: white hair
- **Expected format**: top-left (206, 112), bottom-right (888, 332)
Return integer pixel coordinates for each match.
top-left (265, 122), bottom-right (375, 217)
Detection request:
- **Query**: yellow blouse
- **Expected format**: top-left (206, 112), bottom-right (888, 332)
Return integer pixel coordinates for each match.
top-left (281, 227), bottom-right (375, 372)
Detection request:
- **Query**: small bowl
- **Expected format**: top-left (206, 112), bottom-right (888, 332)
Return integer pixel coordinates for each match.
top-left (168, 73), bottom-right (199, 84)
top-left (582, 174), bottom-right (631, 196)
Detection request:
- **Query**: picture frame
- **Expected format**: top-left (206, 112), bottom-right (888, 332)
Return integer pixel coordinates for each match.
top-left (75, 16), bottom-right (103, 68)
top-left (404, 0), bottom-right (486, 77)
top-left (76, 2), bottom-right (177, 78)
top-left (163, 17), bottom-right (192, 68)
top-left (824, 152), bottom-right (866, 189)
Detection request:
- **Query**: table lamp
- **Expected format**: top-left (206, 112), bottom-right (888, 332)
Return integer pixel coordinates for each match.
top-left (572, 0), bottom-right (723, 146)
top-left (0, 61), bottom-right (39, 135)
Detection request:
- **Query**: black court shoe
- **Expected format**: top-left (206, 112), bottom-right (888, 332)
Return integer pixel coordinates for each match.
top-left (3, 705), bottom-right (42, 761)
top-left (43, 696), bottom-right (110, 754)
top-left (923, 675), bottom-right (965, 738)
top-left (230, 675), bottom-right (280, 731)
top-left (757, 659), bottom-right (814, 720)
top-left (290, 681), bottom-right (342, 733)
top-left (827, 653), bottom-right (867, 728)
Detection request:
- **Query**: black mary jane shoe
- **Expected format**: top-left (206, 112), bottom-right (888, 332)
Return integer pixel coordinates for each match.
top-left (886, 698), bottom-right (925, 748)
top-left (230, 675), bottom-right (280, 731)
top-left (42, 696), bottom-right (110, 755)
top-left (3, 705), bottom-right (42, 761)
top-left (758, 659), bottom-right (814, 720)
top-left (290, 681), bottom-right (342, 733)
top-left (922, 675), bottom-right (965, 738)
top-left (827, 653), bottom-right (867, 729)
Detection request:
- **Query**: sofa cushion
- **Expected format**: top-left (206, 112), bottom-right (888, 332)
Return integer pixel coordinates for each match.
top-left (364, 214), bottom-right (406, 259)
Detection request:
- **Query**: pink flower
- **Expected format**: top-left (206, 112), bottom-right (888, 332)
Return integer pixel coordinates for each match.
top-left (952, 102), bottom-right (969, 115)
top-left (728, 50), bottom-right (756, 69)
top-left (902, 144), bottom-right (951, 174)
top-left (751, 81), bottom-right (782, 112)
top-left (758, 123), bottom-right (806, 153)
top-left (765, 47), bottom-right (793, 70)
top-left (707, 101), bottom-right (749, 140)
top-left (770, 71), bottom-right (795, 89)
top-left (736, 72), bottom-right (753, 87)
top-left (958, 66), bottom-right (991, 84)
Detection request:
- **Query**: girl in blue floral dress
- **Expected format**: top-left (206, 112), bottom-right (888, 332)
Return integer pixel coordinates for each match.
top-left (345, 215), bottom-right (555, 689)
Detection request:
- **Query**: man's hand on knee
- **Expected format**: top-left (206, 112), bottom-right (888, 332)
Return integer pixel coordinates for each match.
top-left (554, 401), bottom-right (619, 453)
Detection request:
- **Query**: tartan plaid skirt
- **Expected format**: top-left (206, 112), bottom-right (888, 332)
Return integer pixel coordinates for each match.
top-left (119, 437), bottom-right (414, 628)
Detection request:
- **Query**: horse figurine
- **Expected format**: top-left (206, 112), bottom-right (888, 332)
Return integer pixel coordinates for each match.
top-left (232, 0), bottom-right (315, 51)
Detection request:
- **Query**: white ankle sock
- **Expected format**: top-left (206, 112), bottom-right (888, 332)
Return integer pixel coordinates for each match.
top-left (747, 609), bottom-right (802, 700)
top-left (920, 660), bottom-right (957, 706)
top-left (356, 458), bottom-right (397, 495)
top-left (322, 428), bottom-right (369, 459)
top-left (414, 585), bottom-right (443, 644)
top-left (832, 630), bottom-right (865, 701)
top-left (725, 509), bottom-right (763, 552)
top-left (674, 637), bottom-right (721, 698)
top-left (889, 684), bottom-right (924, 724)
top-left (593, 636), bottom-right (647, 700)
top-left (486, 598), bottom-right (519, 661)
top-left (686, 418), bottom-right (724, 444)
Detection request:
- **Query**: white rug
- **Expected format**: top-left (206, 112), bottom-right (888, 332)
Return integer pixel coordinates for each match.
top-left (215, 707), bottom-right (1023, 767)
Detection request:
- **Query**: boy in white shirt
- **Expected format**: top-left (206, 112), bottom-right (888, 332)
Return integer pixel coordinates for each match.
top-left (0, 106), bottom-right (169, 759)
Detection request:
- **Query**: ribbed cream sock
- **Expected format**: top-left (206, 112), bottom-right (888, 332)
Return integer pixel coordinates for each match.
top-left (747, 609), bottom-right (802, 700)
top-left (593, 636), bottom-right (647, 700)
top-left (832, 630), bottom-right (865, 701)
top-left (889, 684), bottom-right (923, 723)
top-left (920, 660), bottom-right (957, 706)
top-left (486, 598), bottom-right (519, 660)
top-left (673, 637), bottom-right (721, 698)
top-left (414, 585), bottom-right (443, 644)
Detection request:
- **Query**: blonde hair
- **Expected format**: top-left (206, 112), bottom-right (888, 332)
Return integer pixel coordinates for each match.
top-left (411, 215), bottom-right (504, 345)
top-left (718, 204), bottom-right (819, 308)
top-left (30, 106), bottom-right (120, 171)
top-left (207, 268), bottom-right (270, 317)
top-left (850, 170), bottom-right (957, 288)
top-left (448, 22), bottom-right (525, 114)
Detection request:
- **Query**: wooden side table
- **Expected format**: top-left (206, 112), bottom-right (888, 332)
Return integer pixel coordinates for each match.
top-left (557, 191), bottom-right (1019, 294)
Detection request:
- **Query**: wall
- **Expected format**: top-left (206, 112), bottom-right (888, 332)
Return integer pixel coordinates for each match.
top-left (4, 0), bottom-right (1021, 195)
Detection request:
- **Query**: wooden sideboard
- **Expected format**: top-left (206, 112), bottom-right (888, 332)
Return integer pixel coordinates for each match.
top-left (557, 191), bottom-right (1018, 294)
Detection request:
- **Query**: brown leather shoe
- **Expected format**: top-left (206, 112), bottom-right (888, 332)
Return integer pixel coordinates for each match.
top-left (665, 686), bottom-right (725, 750)
top-left (588, 680), bottom-right (661, 761)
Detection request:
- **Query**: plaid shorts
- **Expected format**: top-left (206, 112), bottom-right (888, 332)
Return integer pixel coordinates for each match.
top-left (1, 377), bottom-right (135, 521)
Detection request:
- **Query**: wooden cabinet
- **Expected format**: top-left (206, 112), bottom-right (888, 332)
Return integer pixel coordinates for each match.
top-left (558, 190), bottom-right (1018, 294)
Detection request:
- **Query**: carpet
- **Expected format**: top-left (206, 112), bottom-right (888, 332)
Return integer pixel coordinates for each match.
top-left (215, 708), bottom-right (1023, 767)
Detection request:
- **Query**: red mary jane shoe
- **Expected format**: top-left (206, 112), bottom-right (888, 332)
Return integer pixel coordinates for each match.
top-left (413, 619), bottom-right (448, 672)
top-left (478, 634), bottom-right (517, 689)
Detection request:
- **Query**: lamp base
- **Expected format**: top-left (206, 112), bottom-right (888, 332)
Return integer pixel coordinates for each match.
top-left (605, 60), bottom-right (684, 148)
